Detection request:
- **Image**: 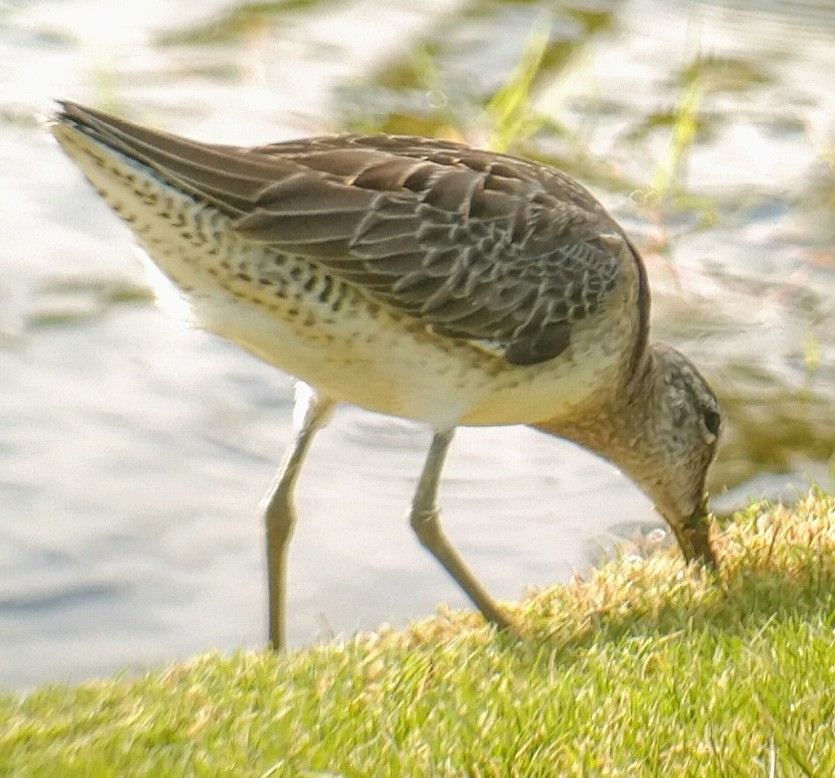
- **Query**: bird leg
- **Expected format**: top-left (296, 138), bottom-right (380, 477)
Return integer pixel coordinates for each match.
top-left (263, 383), bottom-right (335, 650)
top-left (409, 429), bottom-right (518, 634)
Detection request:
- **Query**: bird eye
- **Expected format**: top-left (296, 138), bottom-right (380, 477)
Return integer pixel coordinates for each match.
top-left (703, 408), bottom-right (721, 438)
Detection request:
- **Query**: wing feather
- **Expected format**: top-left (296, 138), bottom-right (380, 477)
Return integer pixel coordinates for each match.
top-left (55, 102), bottom-right (635, 365)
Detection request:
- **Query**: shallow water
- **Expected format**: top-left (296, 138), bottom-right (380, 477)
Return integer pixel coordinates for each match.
top-left (1, 0), bottom-right (833, 689)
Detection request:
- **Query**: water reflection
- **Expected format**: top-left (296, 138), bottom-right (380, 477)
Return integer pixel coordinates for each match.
top-left (1, 0), bottom-right (833, 688)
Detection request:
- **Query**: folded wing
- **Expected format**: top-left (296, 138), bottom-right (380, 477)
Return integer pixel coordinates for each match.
top-left (56, 102), bottom-right (634, 366)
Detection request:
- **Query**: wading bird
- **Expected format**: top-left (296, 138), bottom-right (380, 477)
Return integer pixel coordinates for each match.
top-left (51, 102), bottom-right (721, 649)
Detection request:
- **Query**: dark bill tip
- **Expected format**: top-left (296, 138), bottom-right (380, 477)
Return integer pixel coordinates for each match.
top-left (670, 497), bottom-right (719, 570)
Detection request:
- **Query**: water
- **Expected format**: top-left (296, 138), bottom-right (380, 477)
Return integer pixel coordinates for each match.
top-left (1, 0), bottom-right (833, 689)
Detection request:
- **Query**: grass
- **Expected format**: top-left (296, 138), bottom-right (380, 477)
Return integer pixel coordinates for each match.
top-left (1, 490), bottom-right (834, 777)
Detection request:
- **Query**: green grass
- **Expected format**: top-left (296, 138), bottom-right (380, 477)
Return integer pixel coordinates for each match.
top-left (2, 491), bottom-right (834, 777)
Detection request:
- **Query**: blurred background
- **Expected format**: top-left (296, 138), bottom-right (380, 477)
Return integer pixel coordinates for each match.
top-left (1, 0), bottom-right (833, 690)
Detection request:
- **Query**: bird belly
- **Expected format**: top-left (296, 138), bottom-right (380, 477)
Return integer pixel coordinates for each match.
top-left (171, 233), bottom-right (632, 430)
top-left (188, 262), bottom-right (629, 430)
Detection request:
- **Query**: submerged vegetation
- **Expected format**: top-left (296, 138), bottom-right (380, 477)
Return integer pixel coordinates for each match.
top-left (2, 490), bottom-right (834, 776)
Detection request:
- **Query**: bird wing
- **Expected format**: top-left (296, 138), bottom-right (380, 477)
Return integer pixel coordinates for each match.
top-left (55, 103), bottom-right (637, 366)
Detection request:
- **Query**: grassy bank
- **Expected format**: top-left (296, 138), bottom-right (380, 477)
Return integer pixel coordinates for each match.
top-left (2, 490), bottom-right (834, 777)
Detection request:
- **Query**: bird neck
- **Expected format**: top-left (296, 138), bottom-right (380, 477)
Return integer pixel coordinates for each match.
top-left (530, 347), bottom-right (660, 484)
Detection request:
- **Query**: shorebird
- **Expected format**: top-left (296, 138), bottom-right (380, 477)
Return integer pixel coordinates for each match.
top-left (51, 102), bottom-right (722, 649)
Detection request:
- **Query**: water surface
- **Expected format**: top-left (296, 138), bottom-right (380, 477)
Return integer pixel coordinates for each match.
top-left (1, 0), bottom-right (833, 689)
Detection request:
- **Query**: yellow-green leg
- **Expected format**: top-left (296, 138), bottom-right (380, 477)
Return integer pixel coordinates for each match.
top-left (409, 429), bottom-right (518, 634)
top-left (263, 383), bottom-right (335, 650)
